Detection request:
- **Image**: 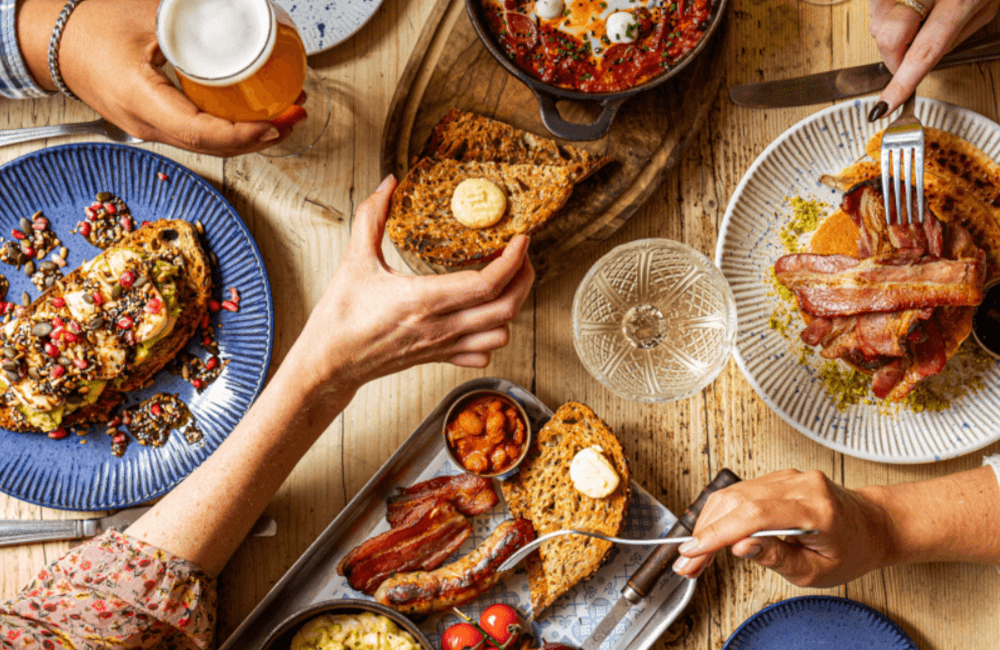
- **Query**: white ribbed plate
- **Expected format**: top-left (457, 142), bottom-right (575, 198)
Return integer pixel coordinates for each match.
top-left (715, 97), bottom-right (1000, 464)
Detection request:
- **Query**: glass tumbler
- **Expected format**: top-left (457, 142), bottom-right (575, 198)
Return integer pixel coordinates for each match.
top-left (572, 239), bottom-right (737, 403)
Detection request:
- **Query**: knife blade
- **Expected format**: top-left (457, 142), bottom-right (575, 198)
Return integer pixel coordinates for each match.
top-left (580, 469), bottom-right (741, 650)
top-left (730, 32), bottom-right (1000, 108)
top-left (0, 507), bottom-right (278, 547)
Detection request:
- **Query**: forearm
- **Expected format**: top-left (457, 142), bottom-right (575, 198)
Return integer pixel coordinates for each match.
top-left (861, 466), bottom-right (1000, 567)
top-left (15, 0), bottom-right (63, 92)
top-left (125, 342), bottom-right (359, 576)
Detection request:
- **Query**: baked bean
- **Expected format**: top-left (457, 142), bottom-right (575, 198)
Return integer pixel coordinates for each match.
top-left (457, 410), bottom-right (485, 436)
top-left (466, 450), bottom-right (489, 474)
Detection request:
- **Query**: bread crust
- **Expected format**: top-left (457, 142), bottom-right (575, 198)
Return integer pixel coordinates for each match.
top-left (500, 401), bottom-right (631, 617)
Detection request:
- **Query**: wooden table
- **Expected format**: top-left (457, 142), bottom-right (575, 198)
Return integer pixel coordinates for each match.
top-left (2, 2), bottom-right (999, 648)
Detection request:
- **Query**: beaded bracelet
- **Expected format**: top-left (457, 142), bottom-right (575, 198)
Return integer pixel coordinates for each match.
top-left (47, 0), bottom-right (88, 101)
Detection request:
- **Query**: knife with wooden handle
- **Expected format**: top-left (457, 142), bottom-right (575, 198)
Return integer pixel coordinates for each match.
top-left (0, 507), bottom-right (277, 546)
top-left (730, 32), bottom-right (1000, 108)
top-left (580, 469), bottom-right (741, 650)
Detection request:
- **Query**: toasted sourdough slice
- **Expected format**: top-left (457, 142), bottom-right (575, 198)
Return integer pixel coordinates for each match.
top-left (386, 158), bottom-right (575, 267)
top-left (500, 402), bottom-right (631, 617)
top-left (419, 108), bottom-right (612, 184)
top-left (0, 220), bottom-right (210, 432)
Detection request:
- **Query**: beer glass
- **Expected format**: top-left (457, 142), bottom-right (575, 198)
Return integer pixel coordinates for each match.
top-left (156, 0), bottom-right (331, 156)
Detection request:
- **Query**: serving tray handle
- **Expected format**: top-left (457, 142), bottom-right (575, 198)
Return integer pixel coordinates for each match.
top-left (625, 468), bottom-right (741, 600)
top-left (532, 90), bottom-right (624, 141)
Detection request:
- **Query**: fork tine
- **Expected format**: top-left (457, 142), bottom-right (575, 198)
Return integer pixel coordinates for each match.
top-left (881, 148), bottom-right (893, 224)
top-left (903, 148), bottom-right (914, 225)
top-left (915, 142), bottom-right (925, 222)
top-left (892, 149), bottom-right (903, 223)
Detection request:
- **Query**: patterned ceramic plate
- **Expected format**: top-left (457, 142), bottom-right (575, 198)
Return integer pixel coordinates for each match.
top-left (715, 97), bottom-right (1000, 464)
top-left (0, 143), bottom-right (273, 510)
top-left (275, 0), bottom-right (384, 54)
top-left (722, 596), bottom-right (917, 649)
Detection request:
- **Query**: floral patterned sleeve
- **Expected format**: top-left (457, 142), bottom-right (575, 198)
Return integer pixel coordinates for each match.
top-left (0, 530), bottom-right (216, 650)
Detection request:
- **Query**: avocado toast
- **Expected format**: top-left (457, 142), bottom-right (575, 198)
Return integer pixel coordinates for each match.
top-left (0, 220), bottom-right (210, 432)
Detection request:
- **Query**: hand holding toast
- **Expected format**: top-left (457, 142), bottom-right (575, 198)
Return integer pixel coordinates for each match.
top-left (293, 175), bottom-right (534, 395)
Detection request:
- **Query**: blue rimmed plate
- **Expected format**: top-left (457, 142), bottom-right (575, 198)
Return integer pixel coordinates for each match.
top-left (0, 143), bottom-right (273, 511)
top-left (275, 0), bottom-right (384, 54)
top-left (722, 596), bottom-right (918, 650)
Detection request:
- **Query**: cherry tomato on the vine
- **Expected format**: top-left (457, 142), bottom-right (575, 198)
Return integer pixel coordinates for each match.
top-left (479, 604), bottom-right (522, 647)
top-left (441, 623), bottom-right (484, 650)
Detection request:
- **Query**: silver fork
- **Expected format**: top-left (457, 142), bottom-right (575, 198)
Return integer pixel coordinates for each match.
top-left (497, 527), bottom-right (818, 572)
top-left (879, 94), bottom-right (925, 224)
top-left (0, 118), bottom-right (143, 149)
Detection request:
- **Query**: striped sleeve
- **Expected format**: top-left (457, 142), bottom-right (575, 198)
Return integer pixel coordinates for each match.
top-left (0, 0), bottom-right (54, 99)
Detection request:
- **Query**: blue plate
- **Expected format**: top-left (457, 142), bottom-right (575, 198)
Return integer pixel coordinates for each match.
top-left (723, 596), bottom-right (918, 650)
top-left (0, 143), bottom-right (273, 511)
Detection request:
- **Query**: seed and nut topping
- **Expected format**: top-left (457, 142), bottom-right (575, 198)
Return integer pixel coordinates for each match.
top-left (1, 212), bottom-right (60, 268)
top-left (75, 193), bottom-right (133, 250)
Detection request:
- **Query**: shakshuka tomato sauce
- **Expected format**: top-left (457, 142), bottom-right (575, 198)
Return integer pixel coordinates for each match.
top-left (481, 0), bottom-right (711, 93)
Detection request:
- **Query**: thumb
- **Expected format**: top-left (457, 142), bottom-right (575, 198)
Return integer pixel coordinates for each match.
top-left (349, 175), bottom-right (398, 264)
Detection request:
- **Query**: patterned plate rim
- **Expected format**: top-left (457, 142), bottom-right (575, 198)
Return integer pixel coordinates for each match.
top-left (714, 97), bottom-right (1000, 464)
top-left (0, 142), bottom-right (274, 510)
top-left (721, 595), bottom-right (918, 649)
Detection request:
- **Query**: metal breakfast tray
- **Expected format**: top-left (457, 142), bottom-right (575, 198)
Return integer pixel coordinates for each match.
top-left (221, 377), bottom-right (697, 650)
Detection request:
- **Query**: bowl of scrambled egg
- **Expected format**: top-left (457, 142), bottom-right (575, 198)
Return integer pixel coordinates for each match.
top-left (260, 599), bottom-right (431, 650)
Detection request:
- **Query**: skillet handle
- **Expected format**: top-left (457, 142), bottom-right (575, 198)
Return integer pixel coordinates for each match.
top-left (532, 90), bottom-right (624, 141)
top-left (623, 468), bottom-right (742, 602)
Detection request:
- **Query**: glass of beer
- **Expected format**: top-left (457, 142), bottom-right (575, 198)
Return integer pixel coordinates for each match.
top-left (156, 0), bottom-right (331, 156)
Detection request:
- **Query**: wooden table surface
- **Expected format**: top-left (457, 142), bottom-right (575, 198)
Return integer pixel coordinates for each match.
top-left (2, 1), bottom-right (1000, 648)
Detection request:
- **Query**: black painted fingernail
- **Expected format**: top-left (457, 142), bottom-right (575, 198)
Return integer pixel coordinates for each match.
top-left (868, 101), bottom-right (889, 122)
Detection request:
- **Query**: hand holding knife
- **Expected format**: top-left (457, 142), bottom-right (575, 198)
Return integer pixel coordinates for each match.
top-left (730, 32), bottom-right (1000, 109)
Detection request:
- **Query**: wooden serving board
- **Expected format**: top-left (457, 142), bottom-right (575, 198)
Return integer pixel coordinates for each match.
top-left (381, 0), bottom-right (727, 283)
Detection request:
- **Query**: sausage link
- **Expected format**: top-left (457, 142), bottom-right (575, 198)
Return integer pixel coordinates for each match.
top-left (373, 518), bottom-right (535, 614)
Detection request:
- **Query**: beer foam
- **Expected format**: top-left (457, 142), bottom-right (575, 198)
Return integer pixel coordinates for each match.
top-left (159, 0), bottom-right (275, 82)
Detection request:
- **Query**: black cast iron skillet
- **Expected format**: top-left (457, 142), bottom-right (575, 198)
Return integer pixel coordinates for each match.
top-left (466, 0), bottom-right (728, 141)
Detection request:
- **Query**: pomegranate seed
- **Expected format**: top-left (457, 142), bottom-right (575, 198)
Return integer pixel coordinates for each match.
top-left (91, 200), bottom-right (102, 209)
top-left (52, 317), bottom-right (65, 328)
top-left (31, 218), bottom-right (48, 230)
top-left (63, 332), bottom-right (79, 344)
top-left (72, 358), bottom-right (88, 369)
top-left (10, 229), bottom-right (24, 240)
top-left (205, 356), bottom-right (219, 371)
top-left (151, 403), bottom-right (162, 417)
top-left (200, 314), bottom-right (210, 329)
top-left (104, 202), bottom-right (117, 215)
top-left (50, 365), bottom-right (65, 379)
top-left (191, 378), bottom-right (204, 389)
top-left (107, 416), bottom-right (121, 427)
top-left (157, 172), bottom-right (168, 181)
top-left (21, 246), bottom-right (34, 258)
top-left (113, 433), bottom-right (126, 444)
top-left (47, 428), bottom-right (68, 440)
top-left (117, 316), bottom-right (134, 330)
top-left (84, 207), bottom-right (96, 220)
top-left (202, 335), bottom-right (212, 346)
top-left (51, 297), bottom-right (65, 308)
top-left (50, 328), bottom-right (65, 341)
top-left (79, 221), bottom-right (92, 237)
top-left (124, 330), bottom-right (136, 346)
top-left (122, 411), bottom-right (132, 426)
top-left (68, 321), bottom-right (81, 333)
top-left (120, 271), bottom-right (135, 287)
top-left (221, 300), bottom-right (238, 312)
top-left (229, 288), bottom-right (240, 304)
top-left (141, 220), bottom-right (151, 227)
top-left (92, 291), bottom-right (103, 305)
top-left (145, 297), bottom-right (162, 315)
top-left (208, 299), bottom-right (221, 312)
top-left (120, 216), bottom-right (133, 231)
top-left (44, 342), bottom-right (58, 357)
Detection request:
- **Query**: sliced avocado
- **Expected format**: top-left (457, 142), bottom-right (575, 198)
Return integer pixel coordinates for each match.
top-left (18, 404), bottom-right (63, 431)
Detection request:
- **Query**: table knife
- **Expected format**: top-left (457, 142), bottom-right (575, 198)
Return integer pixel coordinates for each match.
top-left (730, 32), bottom-right (1000, 108)
top-left (580, 469), bottom-right (741, 650)
top-left (0, 507), bottom-right (278, 547)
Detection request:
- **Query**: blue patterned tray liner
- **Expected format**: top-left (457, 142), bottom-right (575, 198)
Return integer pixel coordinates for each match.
top-left (323, 446), bottom-right (687, 650)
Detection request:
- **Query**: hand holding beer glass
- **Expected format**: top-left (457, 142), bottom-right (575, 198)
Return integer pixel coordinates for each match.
top-left (156, 0), bottom-right (331, 156)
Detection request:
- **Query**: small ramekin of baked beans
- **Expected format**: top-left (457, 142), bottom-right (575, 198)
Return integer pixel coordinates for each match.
top-left (443, 390), bottom-right (531, 477)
